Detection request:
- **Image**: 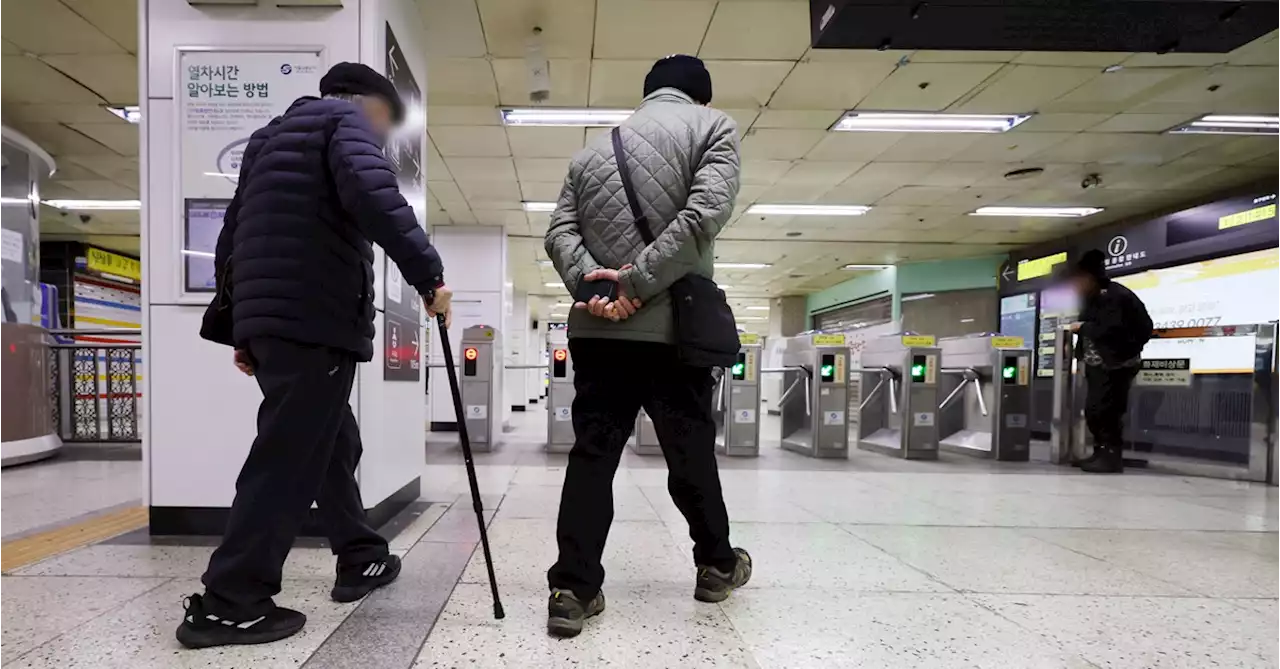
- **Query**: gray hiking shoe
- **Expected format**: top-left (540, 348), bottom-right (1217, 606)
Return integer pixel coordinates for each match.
top-left (694, 547), bottom-right (752, 603)
top-left (547, 589), bottom-right (605, 638)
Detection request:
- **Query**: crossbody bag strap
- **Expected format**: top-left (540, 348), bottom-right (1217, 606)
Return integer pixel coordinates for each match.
top-left (611, 126), bottom-right (656, 246)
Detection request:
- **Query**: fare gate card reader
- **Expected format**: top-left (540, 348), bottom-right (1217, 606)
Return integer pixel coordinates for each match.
top-left (937, 334), bottom-right (1033, 461)
top-left (718, 335), bottom-right (764, 457)
top-left (459, 325), bottom-right (501, 453)
top-left (545, 328), bottom-right (575, 454)
top-left (857, 333), bottom-right (940, 460)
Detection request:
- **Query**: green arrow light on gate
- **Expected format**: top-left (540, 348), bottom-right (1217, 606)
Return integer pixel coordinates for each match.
top-left (910, 363), bottom-right (926, 381)
top-left (732, 362), bottom-right (745, 376)
top-left (1002, 365), bottom-right (1016, 380)
top-left (820, 364), bottom-right (834, 377)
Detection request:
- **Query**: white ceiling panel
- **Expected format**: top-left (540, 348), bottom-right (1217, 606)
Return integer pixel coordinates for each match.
top-left (703, 60), bottom-right (794, 109)
top-left (457, 177), bottom-right (524, 207)
top-left (428, 106), bottom-right (502, 126)
top-left (1043, 68), bottom-right (1188, 113)
top-left (476, 0), bottom-right (597, 59)
top-left (954, 65), bottom-right (1099, 114)
top-left (594, 0), bottom-right (716, 59)
top-left (519, 181), bottom-right (564, 202)
top-left (1087, 113), bottom-right (1193, 133)
top-left (699, 1), bottom-right (810, 61)
top-left (426, 58), bottom-right (498, 105)
top-left (1227, 32), bottom-right (1279, 66)
top-left (857, 62), bottom-right (1004, 112)
top-left (587, 59), bottom-right (651, 107)
top-left (2, 0), bottom-right (126, 55)
top-left (909, 50), bottom-right (1019, 64)
top-left (768, 60), bottom-right (897, 110)
top-left (1127, 66), bottom-right (1280, 115)
top-left (1013, 52), bottom-right (1129, 67)
top-left (430, 126), bottom-right (511, 157)
top-left (780, 161), bottom-right (864, 185)
top-left (1, 57), bottom-right (103, 104)
top-left (429, 181), bottom-right (469, 206)
top-left (958, 132), bottom-right (1073, 163)
top-left (753, 109), bottom-right (843, 129)
top-left (492, 58), bottom-right (590, 106)
top-left (426, 138), bottom-right (452, 181)
top-left (60, 179), bottom-right (137, 198)
top-left (419, 0), bottom-right (487, 57)
top-left (739, 159), bottom-right (794, 186)
top-left (1014, 113), bottom-right (1113, 132)
top-left (442, 157), bottom-right (517, 182)
top-left (876, 185), bottom-right (961, 206)
top-left (42, 54), bottom-right (138, 103)
top-left (66, 122), bottom-right (138, 156)
top-left (2, 103), bottom-right (119, 125)
top-left (515, 158), bottom-right (572, 183)
top-left (721, 109), bottom-right (760, 131)
top-left (506, 126), bottom-right (586, 158)
top-left (740, 129), bottom-right (825, 160)
top-left (874, 133), bottom-right (980, 162)
top-left (804, 132), bottom-right (902, 162)
top-left (17, 123), bottom-right (116, 156)
top-left (1174, 136), bottom-right (1280, 167)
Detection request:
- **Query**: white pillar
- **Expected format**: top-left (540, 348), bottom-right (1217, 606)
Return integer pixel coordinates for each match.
top-left (761, 296), bottom-right (807, 413)
top-left (142, 0), bottom-right (432, 533)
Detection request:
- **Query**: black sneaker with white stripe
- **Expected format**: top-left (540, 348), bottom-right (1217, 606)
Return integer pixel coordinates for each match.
top-left (331, 554), bottom-right (401, 603)
top-left (175, 593), bottom-right (306, 649)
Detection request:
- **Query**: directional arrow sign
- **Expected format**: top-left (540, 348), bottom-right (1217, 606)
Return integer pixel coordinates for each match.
top-left (1001, 265), bottom-right (1014, 281)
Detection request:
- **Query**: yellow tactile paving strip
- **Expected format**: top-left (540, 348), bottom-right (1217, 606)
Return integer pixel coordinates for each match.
top-left (1, 506), bottom-right (148, 573)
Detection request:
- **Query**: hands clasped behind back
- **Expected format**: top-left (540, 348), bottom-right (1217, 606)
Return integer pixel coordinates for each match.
top-left (574, 267), bottom-right (643, 322)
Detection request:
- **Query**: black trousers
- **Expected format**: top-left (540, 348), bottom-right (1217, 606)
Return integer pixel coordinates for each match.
top-left (547, 338), bottom-right (736, 601)
top-left (1084, 365), bottom-right (1139, 453)
top-left (202, 337), bottom-right (388, 617)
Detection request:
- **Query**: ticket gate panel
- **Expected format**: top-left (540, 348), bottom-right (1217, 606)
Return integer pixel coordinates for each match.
top-left (719, 340), bottom-right (763, 457)
top-left (857, 335), bottom-right (940, 460)
top-left (459, 326), bottom-right (499, 452)
top-left (631, 409), bottom-right (662, 455)
top-left (776, 334), bottom-right (850, 459)
top-left (936, 334), bottom-right (1032, 461)
top-left (546, 341), bottom-right (575, 453)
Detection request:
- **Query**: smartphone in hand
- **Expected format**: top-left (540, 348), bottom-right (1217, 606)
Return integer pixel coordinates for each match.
top-left (575, 278), bottom-right (617, 304)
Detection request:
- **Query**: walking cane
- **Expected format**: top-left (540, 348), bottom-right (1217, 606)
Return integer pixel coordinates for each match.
top-left (435, 314), bottom-right (505, 619)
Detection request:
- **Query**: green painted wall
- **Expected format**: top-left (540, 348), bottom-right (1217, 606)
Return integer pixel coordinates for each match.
top-left (806, 255), bottom-right (1005, 323)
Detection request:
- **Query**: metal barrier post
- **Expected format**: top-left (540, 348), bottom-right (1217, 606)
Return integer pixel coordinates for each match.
top-left (719, 336), bottom-right (763, 457)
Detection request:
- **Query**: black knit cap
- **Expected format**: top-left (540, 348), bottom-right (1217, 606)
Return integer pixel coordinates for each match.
top-left (643, 55), bottom-right (712, 105)
top-left (320, 62), bottom-right (405, 123)
top-left (1066, 249), bottom-right (1108, 281)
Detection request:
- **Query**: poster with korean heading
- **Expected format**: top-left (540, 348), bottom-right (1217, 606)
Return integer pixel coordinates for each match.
top-left (178, 50), bottom-right (323, 293)
top-left (383, 24), bottom-right (425, 382)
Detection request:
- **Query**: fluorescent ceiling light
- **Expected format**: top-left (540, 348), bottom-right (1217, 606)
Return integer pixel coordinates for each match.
top-left (1166, 114), bottom-right (1279, 136)
top-left (960, 318), bottom-right (975, 323)
top-left (735, 316), bottom-right (767, 322)
top-left (545, 282), bottom-right (564, 288)
top-left (522, 201), bottom-right (556, 212)
top-left (901, 293), bottom-right (935, 303)
top-left (714, 262), bottom-right (772, 269)
top-left (537, 260), bottom-right (554, 267)
top-left (181, 249), bottom-right (215, 259)
top-left (502, 108), bottom-right (632, 127)
top-left (842, 264), bottom-right (893, 270)
top-left (105, 105), bottom-right (140, 124)
top-left (746, 204), bottom-right (870, 216)
top-left (43, 199), bottom-right (141, 210)
top-left (970, 206), bottom-right (1102, 218)
top-left (832, 111), bottom-right (1031, 134)
top-left (717, 285), bottom-right (733, 290)
top-left (553, 302), bottom-right (574, 308)
top-left (746, 306), bottom-right (770, 311)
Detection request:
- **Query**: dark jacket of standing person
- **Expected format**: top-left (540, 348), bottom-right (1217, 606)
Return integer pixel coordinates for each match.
top-left (1074, 250), bottom-right (1153, 368)
top-left (212, 95), bottom-right (443, 361)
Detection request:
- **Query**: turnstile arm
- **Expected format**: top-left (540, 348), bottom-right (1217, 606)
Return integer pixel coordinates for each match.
top-left (858, 368), bottom-right (898, 414)
top-left (938, 380), bottom-right (967, 411)
top-left (938, 368), bottom-right (989, 417)
top-left (972, 378), bottom-right (989, 416)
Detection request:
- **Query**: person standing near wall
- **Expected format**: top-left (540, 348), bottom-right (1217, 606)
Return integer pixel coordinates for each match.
top-left (179, 63), bottom-right (452, 649)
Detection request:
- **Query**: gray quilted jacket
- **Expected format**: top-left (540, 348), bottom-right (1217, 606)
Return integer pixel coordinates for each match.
top-left (544, 88), bottom-right (741, 344)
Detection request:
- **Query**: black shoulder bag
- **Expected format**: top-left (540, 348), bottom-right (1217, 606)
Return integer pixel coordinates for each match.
top-left (610, 126), bottom-right (739, 368)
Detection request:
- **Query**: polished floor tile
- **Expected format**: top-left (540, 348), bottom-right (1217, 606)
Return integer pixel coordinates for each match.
top-left (1, 460), bottom-right (143, 540)
top-left (13, 545), bottom-right (340, 581)
top-left (1, 576), bottom-right (171, 662)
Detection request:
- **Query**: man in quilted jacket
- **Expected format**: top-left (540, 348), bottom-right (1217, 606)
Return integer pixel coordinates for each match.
top-left (178, 63), bottom-right (451, 649)
top-left (543, 55), bottom-right (751, 638)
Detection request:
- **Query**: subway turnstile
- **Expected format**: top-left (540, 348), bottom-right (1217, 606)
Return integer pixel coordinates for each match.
top-left (773, 333), bottom-right (850, 458)
top-left (857, 334), bottom-right (940, 460)
top-left (717, 334), bottom-right (764, 457)
top-left (458, 325), bottom-right (501, 453)
top-left (545, 331), bottom-right (575, 453)
top-left (936, 334), bottom-right (1032, 461)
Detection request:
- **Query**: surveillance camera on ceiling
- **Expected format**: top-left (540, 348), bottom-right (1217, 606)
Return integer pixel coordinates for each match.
top-left (526, 28), bottom-right (551, 103)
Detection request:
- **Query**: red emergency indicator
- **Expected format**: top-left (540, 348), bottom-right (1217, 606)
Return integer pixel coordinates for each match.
top-left (553, 348), bottom-right (567, 362)
top-left (464, 347), bottom-right (479, 361)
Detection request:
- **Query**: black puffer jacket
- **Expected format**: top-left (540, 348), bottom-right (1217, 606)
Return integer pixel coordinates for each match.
top-left (1078, 279), bottom-right (1154, 367)
top-left (212, 96), bottom-right (443, 361)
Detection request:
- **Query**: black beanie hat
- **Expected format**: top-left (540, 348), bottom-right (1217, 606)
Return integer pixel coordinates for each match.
top-left (320, 62), bottom-right (405, 123)
top-left (643, 55), bottom-right (712, 105)
top-left (1072, 249), bottom-right (1108, 281)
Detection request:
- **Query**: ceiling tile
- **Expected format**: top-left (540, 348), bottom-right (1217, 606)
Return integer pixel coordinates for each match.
top-left (61, 0), bottom-right (137, 52)
top-left (858, 62), bottom-right (1004, 112)
top-left (1126, 66), bottom-right (1279, 115)
top-left (876, 185), bottom-right (959, 206)
top-left (1043, 68), bottom-right (1188, 113)
top-left (739, 159), bottom-right (794, 186)
top-left (588, 60), bottom-right (651, 107)
top-left (65, 122), bottom-right (137, 156)
top-left (492, 58), bottom-right (590, 106)
top-left (41, 54), bottom-right (138, 103)
top-left (427, 58), bottom-right (498, 106)
top-left (457, 178), bottom-right (523, 206)
top-left (702, 60), bottom-right (794, 109)
top-left (62, 153), bottom-right (134, 181)
top-left (442, 157), bottom-right (517, 182)
top-left (753, 109), bottom-right (843, 129)
top-left (804, 132), bottom-right (902, 162)
top-left (740, 129), bottom-right (825, 160)
top-left (426, 139), bottom-right (452, 181)
top-left (429, 181), bottom-right (468, 206)
top-left (1, 57), bottom-right (103, 104)
top-left (515, 157), bottom-right (572, 182)
top-left (909, 50), bottom-right (1019, 64)
top-left (874, 134), bottom-right (979, 162)
top-left (959, 132), bottom-right (1073, 162)
top-left (430, 126), bottom-right (511, 157)
top-left (779, 161), bottom-right (864, 185)
top-left (1014, 113), bottom-right (1113, 132)
top-left (519, 181), bottom-right (563, 201)
top-left (1227, 33), bottom-right (1278, 66)
top-left (1087, 113), bottom-right (1192, 133)
top-left (506, 126), bottom-right (585, 158)
top-left (476, 0), bottom-right (597, 58)
top-left (720, 109), bottom-right (760, 132)
top-left (594, 0), bottom-right (716, 59)
top-left (60, 179), bottom-right (136, 198)
top-left (769, 60), bottom-right (897, 110)
top-left (2, 0), bottom-right (126, 55)
top-left (419, 0), bottom-right (487, 57)
top-left (954, 65), bottom-right (1099, 114)
top-left (2, 103), bottom-right (119, 125)
top-left (13, 122), bottom-right (118, 156)
top-left (1013, 52), bottom-right (1129, 67)
top-left (1174, 136), bottom-right (1280, 167)
top-left (699, 1), bottom-right (810, 60)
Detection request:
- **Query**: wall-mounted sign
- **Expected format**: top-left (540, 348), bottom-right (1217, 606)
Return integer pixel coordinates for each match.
top-left (1136, 358), bottom-right (1192, 387)
top-left (382, 25), bottom-right (424, 382)
top-left (1015, 252), bottom-right (1067, 281)
top-left (85, 247), bottom-right (142, 282)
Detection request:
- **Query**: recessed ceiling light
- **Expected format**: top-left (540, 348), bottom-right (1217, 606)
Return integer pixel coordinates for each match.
top-left (537, 260), bottom-right (554, 266)
top-left (746, 306), bottom-right (770, 311)
top-left (43, 199), bottom-right (141, 210)
top-left (1102, 64), bottom-right (1124, 74)
top-left (714, 262), bottom-right (772, 269)
top-left (901, 293), bottom-right (935, 302)
top-left (717, 285), bottom-right (733, 290)
top-left (522, 201), bottom-right (556, 212)
top-left (735, 316), bottom-right (767, 322)
top-left (746, 204), bottom-right (870, 216)
top-left (105, 105), bottom-right (141, 123)
top-left (960, 317), bottom-right (976, 323)
top-left (545, 282), bottom-right (564, 288)
top-left (842, 264), bottom-right (893, 270)
top-left (502, 108), bottom-right (633, 127)
top-left (970, 206), bottom-right (1102, 218)
top-left (831, 111), bottom-right (1031, 134)
top-left (1166, 114), bottom-right (1279, 136)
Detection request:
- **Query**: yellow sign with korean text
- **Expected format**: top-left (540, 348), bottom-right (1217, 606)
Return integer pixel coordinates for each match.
top-left (901, 335), bottom-right (935, 347)
top-left (85, 247), bottom-right (141, 282)
top-left (738, 333), bottom-right (761, 345)
top-left (812, 333), bottom-right (846, 346)
top-left (990, 336), bottom-right (1025, 348)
